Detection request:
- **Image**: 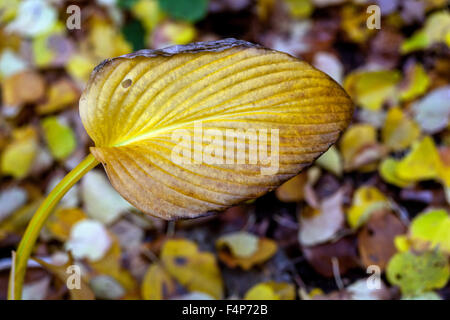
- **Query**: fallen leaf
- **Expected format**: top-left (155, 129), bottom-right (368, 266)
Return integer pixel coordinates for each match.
top-left (382, 107), bottom-right (420, 152)
top-left (298, 190), bottom-right (345, 246)
top-left (275, 172), bottom-right (307, 202)
top-left (244, 281), bottom-right (295, 300)
top-left (386, 250), bottom-right (450, 296)
top-left (65, 219), bottom-right (112, 262)
top-left (347, 186), bottom-right (390, 229)
top-left (41, 116), bottom-right (77, 160)
top-left (1, 126), bottom-right (39, 179)
top-left (344, 70), bottom-right (400, 111)
top-left (217, 233), bottom-right (277, 270)
top-left (412, 86), bottom-right (450, 134)
top-left (45, 208), bottom-right (87, 242)
top-left (409, 208), bottom-right (450, 255)
top-left (141, 263), bottom-right (178, 300)
top-left (32, 255), bottom-right (95, 300)
top-left (357, 210), bottom-right (406, 270)
top-left (1, 70), bottom-right (45, 108)
top-left (161, 238), bottom-right (223, 299)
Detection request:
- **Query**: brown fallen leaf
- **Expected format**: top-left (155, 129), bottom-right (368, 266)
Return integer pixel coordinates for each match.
top-left (32, 254), bottom-right (94, 300)
top-left (302, 236), bottom-right (359, 277)
top-left (2, 71), bottom-right (45, 107)
top-left (357, 210), bottom-right (407, 270)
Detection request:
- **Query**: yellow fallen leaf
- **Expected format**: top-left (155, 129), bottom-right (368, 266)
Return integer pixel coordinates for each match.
top-left (340, 124), bottom-right (378, 171)
top-left (316, 145), bottom-right (342, 176)
top-left (382, 107), bottom-right (420, 151)
top-left (80, 39), bottom-right (353, 219)
top-left (88, 18), bottom-right (132, 61)
top-left (89, 235), bottom-right (140, 299)
top-left (37, 78), bottom-right (80, 114)
top-left (396, 136), bottom-right (441, 182)
top-left (1, 126), bottom-right (38, 179)
top-left (399, 63), bottom-right (430, 102)
top-left (344, 70), bottom-right (400, 111)
top-left (45, 207), bottom-right (87, 242)
top-left (217, 236), bottom-right (277, 270)
top-left (379, 158), bottom-right (414, 188)
top-left (244, 281), bottom-right (295, 300)
top-left (347, 186), bottom-right (390, 229)
top-left (161, 238), bottom-right (223, 299)
top-left (141, 263), bottom-right (178, 300)
top-left (387, 250), bottom-right (450, 296)
top-left (275, 172), bottom-right (307, 202)
top-left (41, 116), bottom-right (77, 160)
top-left (216, 231), bottom-right (259, 258)
top-left (409, 209), bottom-right (450, 255)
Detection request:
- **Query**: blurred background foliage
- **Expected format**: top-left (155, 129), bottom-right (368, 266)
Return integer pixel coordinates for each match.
top-left (0, 0), bottom-right (449, 300)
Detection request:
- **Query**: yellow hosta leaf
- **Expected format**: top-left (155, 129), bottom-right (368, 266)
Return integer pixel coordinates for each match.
top-left (1, 126), bottom-right (38, 179)
top-left (382, 107), bottom-right (420, 151)
top-left (244, 281), bottom-right (295, 300)
top-left (161, 238), bottom-right (223, 299)
top-left (141, 263), bottom-right (177, 300)
top-left (409, 209), bottom-right (450, 255)
top-left (344, 70), bottom-right (400, 111)
top-left (347, 186), bottom-right (390, 229)
top-left (80, 39), bottom-right (353, 219)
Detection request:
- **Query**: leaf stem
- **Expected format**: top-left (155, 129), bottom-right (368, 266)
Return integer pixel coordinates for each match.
top-left (8, 153), bottom-right (99, 300)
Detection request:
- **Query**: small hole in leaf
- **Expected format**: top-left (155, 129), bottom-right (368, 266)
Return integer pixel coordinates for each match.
top-left (122, 79), bottom-right (132, 88)
top-left (174, 256), bottom-right (187, 266)
top-left (396, 274), bottom-right (402, 280)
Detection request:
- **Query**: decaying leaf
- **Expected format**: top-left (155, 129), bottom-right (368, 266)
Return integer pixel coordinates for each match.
top-left (386, 250), bottom-right (450, 296)
top-left (216, 232), bottom-right (277, 270)
top-left (79, 39), bottom-right (353, 219)
top-left (409, 209), bottom-right (450, 255)
top-left (347, 186), bottom-right (390, 229)
top-left (357, 210), bottom-right (406, 270)
top-left (298, 190), bottom-right (345, 246)
top-left (32, 255), bottom-right (95, 300)
top-left (141, 263), bottom-right (178, 300)
top-left (161, 238), bottom-right (223, 299)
